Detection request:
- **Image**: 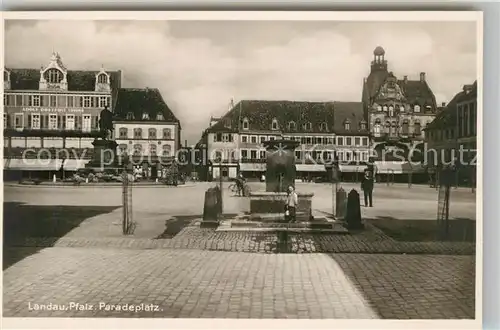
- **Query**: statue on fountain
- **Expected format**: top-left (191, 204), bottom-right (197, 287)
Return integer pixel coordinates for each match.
top-left (98, 105), bottom-right (114, 140)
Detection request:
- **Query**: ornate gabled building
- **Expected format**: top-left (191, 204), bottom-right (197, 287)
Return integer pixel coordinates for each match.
top-left (112, 88), bottom-right (181, 180)
top-left (362, 46), bottom-right (437, 173)
top-left (3, 52), bottom-right (122, 179)
top-left (199, 100), bottom-right (370, 181)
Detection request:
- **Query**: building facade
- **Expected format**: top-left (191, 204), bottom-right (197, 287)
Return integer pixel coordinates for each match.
top-left (3, 52), bottom-right (122, 179)
top-left (200, 100), bottom-right (370, 182)
top-left (112, 88), bottom-right (181, 180)
top-left (425, 81), bottom-right (477, 186)
top-left (362, 46), bottom-right (437, 177)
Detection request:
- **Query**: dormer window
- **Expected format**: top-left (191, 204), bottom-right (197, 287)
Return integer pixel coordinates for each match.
top-left (344, 119), bottom-right (351, 131)
top-left (414, 105), bottom-right (421, 113)
top-left (97, 73), bottom-right (108, 84)
top-left (45, 68), bottom-right (63, 84)
top-left (377, 105), bottom-right (382, 112)
top-left (271, 118), bottom-right (279, 130)
top-left (242, 118), bottom-right (249, 130)
top-left (142, 112), bottom-right (150, 120)
top-left (288, 121), bottom-right (296, 131)
top-left (383, 106), bottom-right (388, 112)
top-left (224, 118), bottom-right (231, 128)
top-left (360, 120), bottom-right (367, 130)
top-left (156, 113), bottom-right (164, 120)
top-left (319, 122), bottom-right (328, 131)
top-left (399, 105), bottom-right (405, 112)
top-left (302, 122), bottom-right (312, 131)
top-left (126, 112), bottom-right (134, 120)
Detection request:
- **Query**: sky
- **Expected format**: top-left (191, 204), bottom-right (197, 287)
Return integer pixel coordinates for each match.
top-left (4, 20), bottom-right (478, 144)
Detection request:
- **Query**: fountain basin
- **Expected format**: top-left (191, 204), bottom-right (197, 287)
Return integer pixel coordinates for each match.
top-left (249, 191), bottom-right (314, 222)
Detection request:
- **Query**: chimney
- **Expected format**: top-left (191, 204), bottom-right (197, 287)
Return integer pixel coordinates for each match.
top-left (463, 84), bottom-right (473, 94)
top-left (441, 102), bottom-right (446, 107)
top-left (185, 139), bottom-right (188, 147)
top-left (420, 72), bottom-right (426, 82)
top-left (403, 75), bottom-right (408, 83)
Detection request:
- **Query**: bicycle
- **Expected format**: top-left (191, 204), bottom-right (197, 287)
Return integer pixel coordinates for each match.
top-left (228, 183), bottom-right (240, 194)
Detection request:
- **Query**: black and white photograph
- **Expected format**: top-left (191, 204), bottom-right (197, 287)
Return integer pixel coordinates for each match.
top-left (1, 11), bottom-right (481, 328)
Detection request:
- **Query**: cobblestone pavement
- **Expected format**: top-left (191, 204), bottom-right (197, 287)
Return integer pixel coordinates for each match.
top-left (2, 247), bottom-right (474, 319)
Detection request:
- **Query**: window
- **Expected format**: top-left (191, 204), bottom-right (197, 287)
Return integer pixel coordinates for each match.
top-left (377, 105), bottom-right (382, 112)
top-left (251, 135), bottom-right (257, 144)
top-left (214, 151), bottom-right (222, 162)
top-left (3, 113), bottom-right (7, 128)
top-left (148, 128), bottom-right (157, 139)
top-left (250, 150), bottom-right (257, 159)
top-left (360, 121), bottom-right (367, 130)
top-left (269, 136), bottom-right (275, 141)
top-left (362, 137), bottom-right (369, 146)
top-left (288, 121), bottom-right (296, 130)
top-left (328, 137), bottom-right (334, 145)
top-left (402, 120), bottom-right (409, 135)
top-left (99, 96), bottom-right (108, 108)
top-left (306, 137), bottom-right (312, 145)
top-left (82, 115), bottom-right (91, 132)
top-left (66, 114), bottom-right (75, 130)
top-left (142, 113), bottom-right (150, 120)
top-left (133, 144), bottom-right (142, 156)
top-left (134, 128), bottom-right (143, 139)
top-left (3, 70), bottom-right (9, 82)
top-left (242, 118), bottom-right (249, 130)
top-left (156, 113), bottom-right (164, 120)
top-left (3, 94), bottom-right (7, 106)
top-left (271, 119), bottom-right (279, 130)
top-left (414, 121), bottom-right (421, 136)
top-left (119, 144), bottom-right (128, 155)
top-left (149, 144), bottom-right (157, 156)
top-left (241, 149), bottom-right (248, 159)
top-left (49, 114), bottom-right (58, 129)
top-left (344, 121), bottom-right (350, 131)
top-left (50, 95), bottom-right (57, 107)
top-left (320, 122), bottom-right (327, 131)
top-left (346, 137), bottom-right (352, 146)
top-left (33, 95), bottom-right (40, 107)
top-left (337, 137), bottom-right (344, 146)
top-left (83, 96), bottom-right (91, 108)
top-left (383, 106), bottom-right (388, 112)
top-left (399, 105), bottom-right (405, 112)
top-left (97, 74), bottom-right (108, 84)
top-left (127, 112), bottom-right (134, 120)
top-left (119, 127), bottom-right (128, 138)
top-left (388, 106), bottom-right (394, 117)
top-left (302, 122), bottom-right (312, 131)
top-left (241, 135), bottom-right (248, 143)
top-left (163, 128), bottom-right (172, 139)
top-left (162, 145), bottom-right (171, 157)
top-left (45, 68), bottom-right (63, 84)
top-left (373, 119), bottom-right (382, 136)
top-left (32, 114), bottom-right (41, 129)
top-left (259, 150), bottom-right (266, 159)
top-left (66, 95), bottom-right (73, 107)
top-left (355, 137), bottom-right (361, 146)
top-left (222, 133), bottom-right (233, 143)
top-left (14, 113), bottom-right (23, 129)
top-left (295, 150), bottom-right (301, 160)
top-left (260, 136), bottom-right (266, 144)
top-left (414, 105), bottom-right (421, 113)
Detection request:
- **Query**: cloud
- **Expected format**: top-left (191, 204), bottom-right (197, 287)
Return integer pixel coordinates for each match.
top-left (4, 20), bottom-right (477, 144)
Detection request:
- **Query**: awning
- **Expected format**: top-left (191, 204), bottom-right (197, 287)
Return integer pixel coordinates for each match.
top-left (339, 165), bottom-right (365, 173)
top-left (239, 163), bottom-right (266, 172)
top-left (296, 164), bottom-right (326, 172)
top-left (374, 161), bottom-right (425, 174)
top-left (61, 159), bottom-right (90, 171)
top-left (3, 158), bottom-right (63, 171)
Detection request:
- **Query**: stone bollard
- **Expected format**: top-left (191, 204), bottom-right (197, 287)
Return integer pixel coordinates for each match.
top-left (201, 187), bottom-right (221, 228)
top-left (345, 189), bottom-right (364, 230)
top-left (335, 187), bottom-right (347, 219)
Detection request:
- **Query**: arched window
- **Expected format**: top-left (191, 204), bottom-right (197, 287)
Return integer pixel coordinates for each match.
top-left (377, 105), bottom-right (382, 112)
top-left (302, 122), bottom-right (312, 131)
top-left (119, 127), bottom-right (128, 138)
top-left (414, 105), bottom-right (421, 113)
top-left (373, 118), bottom-right (382, 136)
top-left (388, 106), bottom-right (394, 117)
top-left (149, 144), bottom-right (157, 156)
top-left (385, 121), bottom-right (391, 134)
top-left (401, 120), bottom-right (409, 135)
top-left (118, 144), bottom-right (128, 155)
top-left (383, 105), bottom-right (388, 112)
top-left (162, 144), bottom-right (171, 157)
top-left (163, 128), bottom-right (172, 139)
top-left (148, 128), bottom-right (157, 139)
top-left (133, 128), bottom-right (142, 139)
top-left (271, 118), bottom-right (279, 130)
top-left (320, 122), bottom-right (328, 131)
top-left (288, 121), bottom-right (296, 131)
top-left (133, 144), bottom-right (142, 156)
top-left (242, 118), bottom-right (249, 130)
top-left (45, 68), bottom-right (63, 84)
top-left (97, 73), bottom-right (108, 84)
top-left (399, 105), bottom-right (405, 112)
top-left (414, 121), bottom-right (421, 136)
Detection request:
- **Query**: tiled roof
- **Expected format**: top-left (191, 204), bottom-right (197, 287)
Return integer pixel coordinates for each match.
top-left (5, 68), bottom-right (122, 92)
top-left (113, 88), bottom-right (180, 124)
top-left (397, 80), bottom-right (437, 108)
top-left (425, 81), bottom-right (477, 130)
top-left (206, 100), bottom-right (368, 135)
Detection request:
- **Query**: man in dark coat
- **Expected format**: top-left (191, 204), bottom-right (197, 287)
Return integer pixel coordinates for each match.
top-left (361, 164), bottom-right (375, 207)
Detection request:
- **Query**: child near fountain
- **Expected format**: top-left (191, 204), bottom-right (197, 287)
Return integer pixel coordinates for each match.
top-left (285, 185), bottom-right (298, 222)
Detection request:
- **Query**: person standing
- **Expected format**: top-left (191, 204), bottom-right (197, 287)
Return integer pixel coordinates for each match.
top-left (361, 164), bottom-right (375, 207)
top-left (285, 185), bottom-right (298, 222)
